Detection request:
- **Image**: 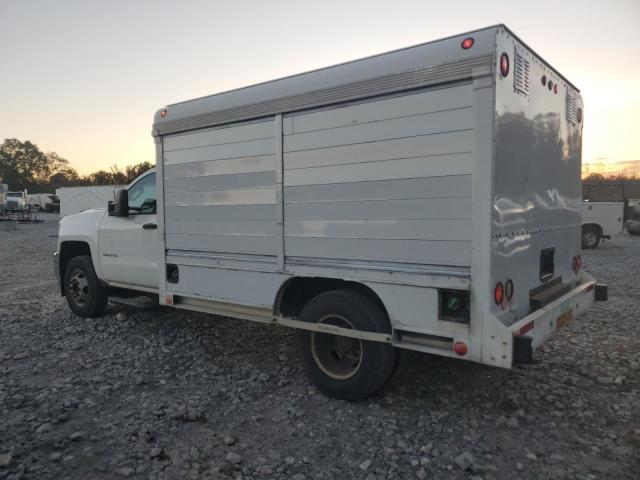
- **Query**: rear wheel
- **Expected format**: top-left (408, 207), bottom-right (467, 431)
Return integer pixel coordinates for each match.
top-left (295, 290), bottom-right (397, 401)
top-left (582, 227), bottom-right (600, 249)
top-left (63, 255), bottom-right (108, 318)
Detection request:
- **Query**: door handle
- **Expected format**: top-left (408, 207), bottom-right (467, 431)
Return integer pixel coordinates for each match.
top-left (143, 223), bottom-right (157, 230)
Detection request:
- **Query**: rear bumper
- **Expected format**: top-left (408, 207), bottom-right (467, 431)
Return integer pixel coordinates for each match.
top-left (481, 271), bottom-right (606, 368)
top-left (509, 272), bottom-right (607, 357)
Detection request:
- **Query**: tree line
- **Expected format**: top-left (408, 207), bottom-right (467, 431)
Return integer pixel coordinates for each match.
top-left (0, 138), bottom-right (153, 193)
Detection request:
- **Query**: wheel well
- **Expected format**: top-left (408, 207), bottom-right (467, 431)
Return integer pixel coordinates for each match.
top-left (582, 223), bottom-right (603, 236)
top-left (274, 277), bottom-right (389, 320)
top-left (59, 241), bottom-right (92, 290)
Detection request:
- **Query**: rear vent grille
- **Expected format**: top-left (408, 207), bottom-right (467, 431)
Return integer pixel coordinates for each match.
top-left (513, 51), bottom-right (530, 97)
top-left (567, 94), bottom-right (578, 124)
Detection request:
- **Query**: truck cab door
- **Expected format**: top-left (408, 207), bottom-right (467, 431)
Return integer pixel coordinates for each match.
top-left (99, 171), bottom-right (159, 290)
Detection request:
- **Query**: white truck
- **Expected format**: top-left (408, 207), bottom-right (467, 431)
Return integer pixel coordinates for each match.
top-left (54, 25), bottom-right (607, 400)
top-left (4, 191), bottom-right (27, 211)
top-left (580, 201), bottom-right (625, 248)
top-left (56, 185), bottom-right (126, 218)
top-left (624, 199), bottom-right (640, 236)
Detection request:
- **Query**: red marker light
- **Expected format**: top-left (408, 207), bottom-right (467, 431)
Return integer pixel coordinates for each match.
top-left (453, 341), bottom-right (468, 356)
top-left (541, 75), bottom-right (547, 86)
top-left (572, 255), bottom-right (583, 273)
top-left (505, 279), bottom-right (514, 302)
top-left (519, 321), bottom-right (534, 335)
top-left (494, 282), bottom-right (504, 305)
top-left (461, 38), bottom-right (474, 49)
top-left (500, 53), bottom-right (510, 77)
top-left (160, 109), bottom-right (168, 118)
top-left (577, 108), bottom-right (582, 123)
top-left (554, 84), bottom-right (558, 94)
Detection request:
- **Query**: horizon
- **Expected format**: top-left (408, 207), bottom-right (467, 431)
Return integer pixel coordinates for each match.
top-left (1, 0), bottom-right (639, 175)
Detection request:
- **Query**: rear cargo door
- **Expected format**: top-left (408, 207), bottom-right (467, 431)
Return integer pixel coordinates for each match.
top-left (491, 28), bottom-right (583, 323)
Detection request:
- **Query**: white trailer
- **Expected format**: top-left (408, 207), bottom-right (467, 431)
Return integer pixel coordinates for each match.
top-left (580, 201), bottom-right (624, 248)
top-left (55, 25), bottom-right (606, 400)
top-left (57, 185), bottom-right (126, 217)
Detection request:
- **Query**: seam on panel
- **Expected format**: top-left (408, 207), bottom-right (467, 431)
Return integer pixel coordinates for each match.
top-left (283, 128), bottom-right (473, 154)
top-left (283, 105), bottom-right (474, 136)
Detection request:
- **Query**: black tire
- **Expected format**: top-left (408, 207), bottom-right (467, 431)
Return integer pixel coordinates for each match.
top-left (628, 230), bottom-right (640, 236)
top-left (295, 290), bottom-right (397, 401)
top-left (581, 227), bottom-right (600, 249)
top-left (63, 255), bottom-right (108, 318)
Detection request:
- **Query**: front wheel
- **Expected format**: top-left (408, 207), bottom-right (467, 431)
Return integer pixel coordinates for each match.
top-left (63, 255), bottom-right (109, 318)
top-left (295, 290), bottom-right (397, 401)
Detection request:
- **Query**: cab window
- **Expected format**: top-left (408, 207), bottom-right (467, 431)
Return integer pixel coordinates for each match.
top-left (128, 172), bottom-right (156, 214)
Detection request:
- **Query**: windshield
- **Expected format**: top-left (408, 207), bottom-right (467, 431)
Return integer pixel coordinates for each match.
top-left (7, 192), bottom-right (23, 198)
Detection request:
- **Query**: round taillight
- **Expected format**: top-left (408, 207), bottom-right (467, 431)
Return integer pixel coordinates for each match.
top-left (461, 38), bottom-right (474, 49)
top-left (541, 75), bottom-right (547, 86)
top-left (160, 109), bottom-right (168, 118)
top-left (572, 255), bottom-right (583, 273)
top-left (505, 279), bottom-right (514, 302)
top-left (494, 282), bottom-right (504, 305)
top-left (548, 80), bottom-right (553, 91)
top-left (554, 84), bottom-right (558, 94)
top-left (500, 53), bottom-right (510, 77)
top-left (453, 341), bottom-right (468, 356)
top-left (577, 108), bottom-right (582, 123)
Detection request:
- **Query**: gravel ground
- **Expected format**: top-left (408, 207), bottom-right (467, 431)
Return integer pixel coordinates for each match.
top-left (0, 213), bottom-right (638, 480)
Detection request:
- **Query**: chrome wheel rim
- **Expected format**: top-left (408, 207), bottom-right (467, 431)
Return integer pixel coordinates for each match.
top-left (310, 315), bottom-right (363, 380)
top-left (68, 269), bottom-right (90, 307)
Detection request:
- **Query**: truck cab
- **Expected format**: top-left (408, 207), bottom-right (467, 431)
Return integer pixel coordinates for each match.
top-left (5, 191), bottom-right (27, 211)
top-left (54, 169), bottom-right (159, 316)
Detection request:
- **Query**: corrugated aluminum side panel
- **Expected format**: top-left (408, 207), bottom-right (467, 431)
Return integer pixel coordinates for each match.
top-left (163, 118), bottom-right (277, 257)
top-left (282, 86), bottom-right (474, 267)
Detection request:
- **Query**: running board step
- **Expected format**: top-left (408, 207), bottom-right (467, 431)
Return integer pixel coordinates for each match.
top-left (109, 296), bottom-right (160, 310)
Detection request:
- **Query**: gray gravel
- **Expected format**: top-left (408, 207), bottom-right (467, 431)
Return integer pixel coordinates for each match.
top-left (1, 213), bottom-right (639, 479)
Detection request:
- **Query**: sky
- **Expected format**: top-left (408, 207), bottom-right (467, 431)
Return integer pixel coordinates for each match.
top-left (1, 0), bottom-right (639, 175)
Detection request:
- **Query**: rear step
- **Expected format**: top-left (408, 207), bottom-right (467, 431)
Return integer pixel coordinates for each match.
top-left (529, 277), bottom-right (572, 312)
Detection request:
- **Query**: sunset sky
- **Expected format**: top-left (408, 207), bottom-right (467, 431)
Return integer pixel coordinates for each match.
top-left (1, 0), bottom-right (639, 175)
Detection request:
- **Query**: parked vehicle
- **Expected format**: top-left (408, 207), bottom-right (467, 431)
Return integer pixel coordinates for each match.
top-left (624, 199), bottom-right (640, 236)
top-left (56, 185), bottom-right (126, 217)
top-left (0, 183), bottom-right (7, 214)
top-left (27, 193), bottom-right (55, 211)
top-left (45, 195), bottom-right (60, 214)
top-left (54, 25), bottom-right (607, 400)
top-left (4, 191), bottom-right (27, 211)
top-left (580, 201), bottom-right (625, 248)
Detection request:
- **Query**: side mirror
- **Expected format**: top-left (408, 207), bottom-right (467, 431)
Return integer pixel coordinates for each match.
top-left (108, 189), bottom-right (129, 217)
